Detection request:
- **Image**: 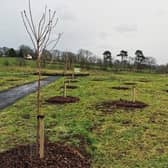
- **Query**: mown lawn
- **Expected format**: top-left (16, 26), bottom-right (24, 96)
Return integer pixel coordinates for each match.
top-left (0, 71), bottom-right (168, 168)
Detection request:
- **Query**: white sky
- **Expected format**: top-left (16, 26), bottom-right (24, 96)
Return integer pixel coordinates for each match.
top-left (1, 0), bottom-right (168, 64)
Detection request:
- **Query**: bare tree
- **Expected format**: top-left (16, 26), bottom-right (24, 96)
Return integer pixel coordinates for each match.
top-left (21, 0), bottom-right (62, 159)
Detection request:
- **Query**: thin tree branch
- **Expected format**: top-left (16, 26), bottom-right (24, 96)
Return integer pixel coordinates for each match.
top-left (50, 33), bottom-right (62, 51)
top-left (21, 11), bottom-right (36, 50)
top-left (38, 14), bottom-right (45, 39)
top-left (39, 5), bottom-right (47, 36)
top-left (45, 32), bottom-right (62, 48)
top-left (23, 10), bottom-right (36, 39)
top-left (28, 0), bottom-right (37, 40)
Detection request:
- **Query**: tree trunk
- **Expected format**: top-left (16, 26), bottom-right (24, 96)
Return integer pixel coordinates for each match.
top-left (36, 51), bottom-right (45, 159)
top-left (64, 55), bottom-right (67, 75)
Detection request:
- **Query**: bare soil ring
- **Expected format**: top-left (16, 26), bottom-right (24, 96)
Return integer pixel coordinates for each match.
top-left (46, 96), bottom-right (80, 104)
top-left (0, 143), bottom-right (90, 168)
top-left (111, 86), bottom-right (130, 90)
top-left (96, 99), bottom-right (148, 113)
top-left (124, 82), bottom-right (137, 85)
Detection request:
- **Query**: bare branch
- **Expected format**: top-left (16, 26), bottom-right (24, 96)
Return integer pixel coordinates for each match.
top-left (45, 32), bottom-right (61, 48)
top-left (21, 11), bottom-right (36, 50)
top-left (38, 14), bottom-right (45, 38)
top-left (28, 0), bottom-right (37, 40)
top-left (39, 5), bottom-right (47, 36)
top-left (52, 17), bottom-right (59, 29)
top-left (41, 16), bottom-right (58, 50)
top-left (23, 10), bottom-right (37, 40)
top-left (40, 21), bottom-right (51, 40)
top-left (40, 9), bottom-right (56, 40)
top-left (50, 33), bottom-right (63, 51)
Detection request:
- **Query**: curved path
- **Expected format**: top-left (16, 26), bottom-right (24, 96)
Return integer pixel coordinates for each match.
top-left (0, 76), bottom-right (60, 110)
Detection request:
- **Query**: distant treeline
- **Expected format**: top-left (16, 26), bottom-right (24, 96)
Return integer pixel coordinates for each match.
top-left (0, 45), bottom-right (168, 73)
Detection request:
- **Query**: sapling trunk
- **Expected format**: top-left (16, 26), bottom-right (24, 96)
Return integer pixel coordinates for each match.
top-left (36, 51), bottom-right (45, 159)
top-left (63, 82), bottom-right (67, 97)
top-left (72, 58), bottom-right (75, 79)
top-left (64, 54), bottom-right (68, 75)
top-left (132, 86), bottom-right (136, 102)
top-left (21, 0), bottom-right (62, 159)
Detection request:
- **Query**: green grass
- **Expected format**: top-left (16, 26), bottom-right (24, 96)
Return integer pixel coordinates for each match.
top-left (0, 57), bottom-right (64, 70)
top-left (0, 70), bottom-right (168, 168)
top-left (0, 57), bottom-right (80, 91)
top-left (0, 72), bottom-right (40, 91)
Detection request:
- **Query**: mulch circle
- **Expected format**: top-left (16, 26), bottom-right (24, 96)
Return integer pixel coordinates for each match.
top-left (91, 78), bottom-right (106, 81)
top-left (112, 86), bottom-right (130, 90)
top-left (67, 85), bottom-right (78, 89)
top-left (46, 96), bottom-right (80, 104)
top-left (96, 99), bottom-right (148, 112)
top-left (60, 85), bottom-right (78, 89)
top-left (138, 80), bottom-right (151, 83)
top-left (91, 77), bottom-right (117, 82)
top-left (0, 143), bottom-right (90, 168)
top-left (124, 82), bottom-right (137, 85)
top-left (7, 79), bottom-right (20, 82)
top-left (70, 80), bottom-right (79, 83)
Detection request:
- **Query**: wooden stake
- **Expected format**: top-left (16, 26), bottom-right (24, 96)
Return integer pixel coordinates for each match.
top-left (37, 115), bottom-right (45, 159)
top-left (132, 86), bottom-right (136, 102)
top-left (36, 51), bottom-right (45, 159)
top-left (72, 73), bottom-right (74, 79)
top-left (64, 82), bottom-right (67, 97)
top-left (64, 54), bottom-right (68, 75)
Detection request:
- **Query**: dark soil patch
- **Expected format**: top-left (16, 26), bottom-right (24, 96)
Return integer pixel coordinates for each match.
top-left (70, 80), bottom-right (79, 83)
top-left (124, 82), bottom-right (136, 85)
top-left (60, 85), bottom-right (78, 89)
top-left (0, 143), bottom-right (90, 168)
top-left (6, 79), bottom-right (21, 82)
top-left (92, 77), bottom-right (117, 82)
top-left (138, 79), bottom-right (151, 83)
top-left (96, 99), bottom-right (148, 112)
top-left (46, 96), bottom-right (80, 104)
top-left (112, 86), bottom-right (130, 90)
top-left (121, 120), bottom-right (132, 126)
top-left (67, 85), bottom-right (78, 89)
top-left (165, 90), bottom-right (168, 93)
top-left (33, 72), bottom-right (89, 77)
top-left (92, 78), bottom-right (106, 81)
top-left (64, 80), bottom-right (71, 84)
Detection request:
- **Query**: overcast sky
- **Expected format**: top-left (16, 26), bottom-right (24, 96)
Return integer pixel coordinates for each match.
top-left (1, 0), bottom-right (168, 64)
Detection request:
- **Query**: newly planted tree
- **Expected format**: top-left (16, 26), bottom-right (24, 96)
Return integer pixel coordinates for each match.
top-left (21, 0), bottom-right (62, 159)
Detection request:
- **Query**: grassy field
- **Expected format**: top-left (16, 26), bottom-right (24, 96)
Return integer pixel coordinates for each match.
top-left (0, 57), bottom-right (64, 71)
top-left (0, 57), bottom-right (87, 92)
top-left (0, 69), bottom-right (168, 167)
top-left (0, 72), bottom-right (40, 92)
